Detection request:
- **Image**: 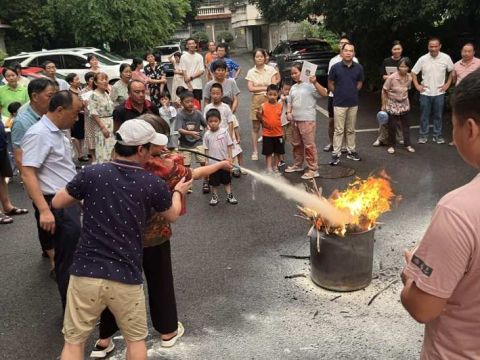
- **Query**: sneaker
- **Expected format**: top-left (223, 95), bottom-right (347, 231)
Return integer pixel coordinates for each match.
top-left (160, 322), bottom-right (185, 348)
top-left (277, 160), bottom-right (286, 167)
top-left (301, 170), bottom-right (320, 180)
top-left (323, 143), bottom-right (333, 152)
top-left (257, 136), bottom-right (263, 143)
top-left (284, 165), bottom-right (304, 173)
top-left (209, 194), bottom-right (219, 206)
top-left (90, 339), bottom-right (115, 358)
top-left (398, 140), bottom-right (404, 145)
top-left (232, 168), bottom-right (241, 178)
top-left (372, 139), bottom-right (382, 147)
top-left (406, 146), bottom-right (415, 153)
top-left (187, 188), bottom-right (193, 194)
top-left (418, 137), bottom-right (428, 144)
top-left (202, 181), bottom-right (210, 194)
top-left (226, 193), bottom-right (238, 204)
top-left (448, 141), bottom-right (456, 146)
top-left (251, 152), bottom-right (258, 161)
top-left (433, 136), bottom-right (445, 144)
top-left (330, 155), bottom-right (340, 166)
top-left (387, 147), bottom-right (395, 154)
top-left (347, 152), bottom-right (361, 161)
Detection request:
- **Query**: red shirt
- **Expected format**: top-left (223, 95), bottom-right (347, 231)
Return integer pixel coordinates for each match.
top-left (261, 102), bottom-right (283, 137)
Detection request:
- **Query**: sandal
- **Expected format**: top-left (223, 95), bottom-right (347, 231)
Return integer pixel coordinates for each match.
top-left (202, 181), bottom-right (210, 194)
top-left (5, 207), bottom-right (29, 216)
top-left (0, 213), bottom-right (13, 224)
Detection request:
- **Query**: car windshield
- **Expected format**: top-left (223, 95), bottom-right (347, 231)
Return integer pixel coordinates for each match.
top-left (156, 46), bottom-right (179, 55)
top-left (85, 53), bottom-right (117, 66)
top-left (94, 50), bottom-right (126, 61)
top-left (290, 43), bottom-right (331, 53)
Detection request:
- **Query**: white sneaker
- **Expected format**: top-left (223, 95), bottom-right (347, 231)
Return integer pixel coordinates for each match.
top-left (90, 340), bottom-right (115, 358)
top-left (372, 139), bottom-right (381, 147)
top-left (251, 152), bottom-right (258, 161)
top-left (257, 136), bottom-right (263, 143)
top-left (301, 170), bottom-right (320, 180)
top-left (160, 322), bottom-right (185, 348)
top-left (284, 165), bottom-right (304, 173)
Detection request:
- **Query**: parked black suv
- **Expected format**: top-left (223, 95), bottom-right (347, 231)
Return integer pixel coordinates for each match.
top-left (269, 38), bottom-right (337, 86)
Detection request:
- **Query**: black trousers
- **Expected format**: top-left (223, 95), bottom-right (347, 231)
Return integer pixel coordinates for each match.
top-left (53, 205), bottom-right (81, 309)
top-left (388, 113), bottom-right (411, 147)
top-left (33, 201), bottom-right (55, 251)
top-left (99, 240), bottom-right (178, 338)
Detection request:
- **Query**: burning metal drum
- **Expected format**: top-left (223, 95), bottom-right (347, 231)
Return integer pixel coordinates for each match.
top-left (309, 228), bottom-right (375, 291)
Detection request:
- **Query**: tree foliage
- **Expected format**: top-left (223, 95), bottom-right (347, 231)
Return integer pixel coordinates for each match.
top-left (1, 0), bottom-right (190, 55)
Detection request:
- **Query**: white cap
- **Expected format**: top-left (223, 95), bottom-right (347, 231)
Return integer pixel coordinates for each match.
top-left (117, 119), bottom-right (168, 146)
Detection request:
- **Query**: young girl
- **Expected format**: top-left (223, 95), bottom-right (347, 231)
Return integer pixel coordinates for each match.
top-left (203, 109), bottom-right (237, 206)
top-left (257, 84), bottom-right (284, 174)
top-left (245, 48), bottom-right (279, 160)
top-left (158, 93), bottom-right (178, 150)
top-left (284, 62), bottom-right (328, 180)
top-left (279, 81), bottom-right (292, 167)
top-left (382, 57), bottom-right (415, 154)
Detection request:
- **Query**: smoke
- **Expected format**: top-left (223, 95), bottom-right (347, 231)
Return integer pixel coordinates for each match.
top-left (242, 168), bottom-right (352, 227)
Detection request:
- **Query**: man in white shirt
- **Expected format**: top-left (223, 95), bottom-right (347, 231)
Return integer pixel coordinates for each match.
top-left (412, 38), bottom-right (454, 144)
top-left (179, 38), bottom-right (205, 103)
top-left (41, 60), bottom-right (69, 91)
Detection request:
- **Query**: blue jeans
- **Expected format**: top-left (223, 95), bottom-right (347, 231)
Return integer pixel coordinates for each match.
top-left (419, 94), bottom-right (445, 138)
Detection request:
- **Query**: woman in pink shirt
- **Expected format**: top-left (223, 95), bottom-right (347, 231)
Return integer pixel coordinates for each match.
top-left (381, 57), bottom-right (415, 154)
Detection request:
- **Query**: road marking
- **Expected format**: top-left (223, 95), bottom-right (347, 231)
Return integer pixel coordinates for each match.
top-left (316, 105), bottom-right (423, 133)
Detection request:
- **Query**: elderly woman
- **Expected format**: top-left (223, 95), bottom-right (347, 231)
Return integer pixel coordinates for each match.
top-left (0, 67), bottom-right (29, 119)
top-left (88, 72), bottom-right (115, 163)
top-left (144, 52), bottom-right (169, 106)
top-left (110, 63), bottom-right (131, 107)
top-left (245, 48), bottom-right (279, 160)
top-left (90, 113), bottom-right (233, 358)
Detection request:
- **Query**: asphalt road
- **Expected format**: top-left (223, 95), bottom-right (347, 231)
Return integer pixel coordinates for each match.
top-left (0, 52), bottom-right (477, 360)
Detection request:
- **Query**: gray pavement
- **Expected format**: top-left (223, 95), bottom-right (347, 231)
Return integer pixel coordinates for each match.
top-left (0, 52), bottom-right (477, 360)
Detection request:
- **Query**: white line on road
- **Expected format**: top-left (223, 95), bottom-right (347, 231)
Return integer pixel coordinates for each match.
top-left (316, 105), bottom-right (423, 133)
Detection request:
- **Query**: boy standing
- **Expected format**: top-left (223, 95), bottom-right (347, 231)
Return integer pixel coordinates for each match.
top-left (279, 81), bottom-right (292, 167)
top-left (204, 83), bottom-right (234, 137)
top-left (203, 109), bottom-right (237, 206)
top-left (158, 93), bottom-right (178, 150)
top-left (257, 84), bottom-right (284, 173)
top-left (175, 91), bottom-right (209, 193)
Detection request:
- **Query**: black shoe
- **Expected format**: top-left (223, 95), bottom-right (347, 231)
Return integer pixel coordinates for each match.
top-left (330, 155), bottom-right (340, 166)
top-left (232, 168), bottom-right (241, 178)
top-left (347, 152), bottom-right (361, 161)
top-left (341, 148), bottom-right (348, 154)
top-left (202, 181), bottom-right (210, 194)
top-left (78, 155), bottom-right (90, 162)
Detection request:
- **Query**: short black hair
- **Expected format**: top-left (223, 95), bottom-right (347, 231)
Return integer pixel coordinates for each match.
top-left (41, 60), bottom-right (55, 69)
top-left (86, 54), bottom-right (97, 63)
top-left (206, 108), bottom-right (221, 121)
top-left (463, 42), bottom-right (476, 51)
top-left (267, 84), bottom-right (279, 93)
top-left (428, 37), bottom-right (441, 45)
top-left (180, 91), bottom-right (194, 102)
top-left (7, 102), bottom-right (22, 115)
top-left (128, 79), bottom-right (145, 93)
top-left (216, 43), bottom-right (228, 51)
top-left (176, 86), bottom-right (187, 97)
top-left (281, 79), bottom-right (293, 87)
top-left (27, 78), bottom-right (56, 98)
top-left (451, 69), bottom-right (480, 125)
top-left (210, 83), bottom-right (223, 94)
top-left (211, 59), bottom-right (227, 72)
top-left (2, 66), bottom-right (17, 78)
top-left (48, 90), bottom-right (74, 112)
top-left (65, 73), bottom-right (77, 85)
top-left (131, 57), bottom-right (143, 70)
top-left (144, 51), bottom-right (155, 60)
top-left (398, 57), bottom-right (412, 70)
top-left (84, 71), bottom-right (95, 83)
top-left (159, 92), bottom-right (170, 100)
top-left (221, 96), bottom-right (232, 107)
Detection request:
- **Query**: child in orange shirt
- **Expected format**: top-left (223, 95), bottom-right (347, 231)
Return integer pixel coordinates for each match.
top-left (256, 84), bottom-right (284, 173)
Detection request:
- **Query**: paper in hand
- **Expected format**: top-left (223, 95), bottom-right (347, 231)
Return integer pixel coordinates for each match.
top-left (300, 61), bottom-right (318, 83)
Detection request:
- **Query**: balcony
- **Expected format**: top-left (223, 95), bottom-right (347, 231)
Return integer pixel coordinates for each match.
top-left (196, 5), bottom-right (232, 20)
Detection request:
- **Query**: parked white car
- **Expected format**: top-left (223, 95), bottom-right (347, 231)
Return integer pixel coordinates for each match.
top-left (4, 48), bottom-right (125, 83)
top-left (153, 44), bottom-right (183, 76)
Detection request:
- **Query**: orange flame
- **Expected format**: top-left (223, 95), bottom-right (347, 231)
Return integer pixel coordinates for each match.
top-left (299, 171), bottom-right (397, 236)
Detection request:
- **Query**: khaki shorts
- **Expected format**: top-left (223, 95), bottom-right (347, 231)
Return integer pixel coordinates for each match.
top-left (63, 275), bottom-right (147, 344)
top-left (250, 94), bottom-right (267, 120)
top-left (181, 145), bottom-right (205, 166)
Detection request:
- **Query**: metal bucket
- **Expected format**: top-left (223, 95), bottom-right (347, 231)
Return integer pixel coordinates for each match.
top-left (309, 228), bottom-right (375, 292)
